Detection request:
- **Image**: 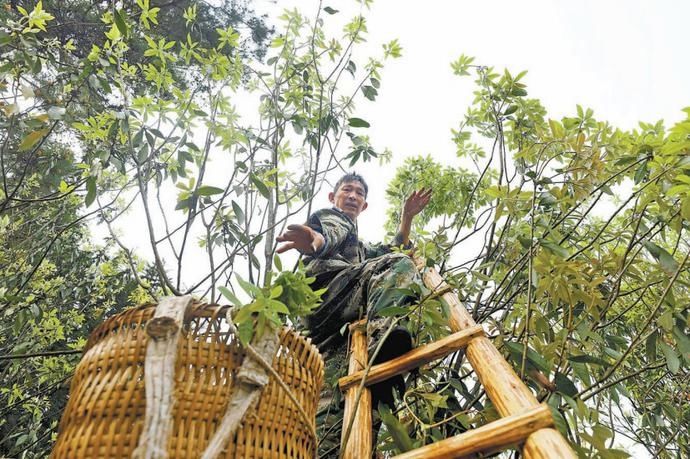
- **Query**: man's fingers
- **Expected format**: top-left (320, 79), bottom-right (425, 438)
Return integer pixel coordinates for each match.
top-left (276, 242), bottom-right (296, 254)
top-left (410, 188), bottom-right (432, 201)
top-left (276, 231), bottom-right (297, 242)
top-left (277, 225), bottom-right (308, 241)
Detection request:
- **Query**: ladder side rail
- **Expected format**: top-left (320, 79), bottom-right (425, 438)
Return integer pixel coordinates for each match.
top-left (421, 267), bottom-right (576, 459)
top-left (340, 320), bottom-right (373, 459)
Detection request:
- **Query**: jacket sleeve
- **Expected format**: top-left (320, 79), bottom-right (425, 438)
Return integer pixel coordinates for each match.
top-left (363, 231), bottom-right (411, 259)
top-left (306, 209), bottom-right (355, 259)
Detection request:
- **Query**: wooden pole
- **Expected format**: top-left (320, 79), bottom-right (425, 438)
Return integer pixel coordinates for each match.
top-left (421, 268), bottom-right (576, 459)
top-left (133, 295), bottom-right (193, 459)
top-left (339, 325), bottom-right (484, 392)
top-left (341, 320), bottom-right (373, 459)
top-left (393, 404), bottom-right (554, 459)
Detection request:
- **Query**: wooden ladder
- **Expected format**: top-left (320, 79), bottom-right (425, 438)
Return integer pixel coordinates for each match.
top-left (337, 265), bottom-right (576, 459)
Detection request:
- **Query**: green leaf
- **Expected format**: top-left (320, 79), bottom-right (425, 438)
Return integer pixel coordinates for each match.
top-left (598, 449), bottom-right (631, 459)
top-left (504, 341), bottom-right (550, 373)
top-left (175, 196), bottom-right (193, 211)
top-left (13, 341), bottom-right (32, 355)
top-left (673, 326), bottom-right (690, 362)
top-left (232, 200), bottom-right (245, 224)
top-left (19, 129), bottom-right (48, 151)
top-left (0, 31), bottom-right (12, 46)
top-left (642, 241), bottom-right (678, 274)
top-left (114, 9), bottom-right (129, 37)
top-left (372, 288), bottom-right (415, 314)
top-left (236, 274), bottom-right (261, 297)
top-left (362, 85), bottom-right (377, 101)
top-left (379, 405), bottom-right (414, 453)
top-left (348, 117), bottom-right (370, 128)
top-left (540, 239), bottom-right (569, 258)
top-left (323, 6), bottom-right (339, 14)
top-left (197, 185), bottom-right (224, 196)
top-left (614, 156), bottom-right (637, 166)
top-left (269, 285), bottom-right (283, 299)
top-left (504, 105), bottom-right (518, 116)
top-left (85, 177), bottom-right (97, 207)
top-left (548, 404), bottom-right (569, 437)
top-left (554, 372), bottom-right (578, 397)
top-left (137, 143), bottom-right (149, 163)
top-left (377, 306), bottom-right (410, 317)
top-left (268, 299), bottom-right (289, 314)
top-left (658, 341), bottom-right (680, 374)
top-left (250, 252), bottom-right (261, 270)
top-left (682, 198), bottom-right (690, 220)
top-left (237, 320), bottom-right (254, 346)
top-left (511, 87), bottom-right (528, 97)
top-left (634, 162), bottom-right (647, 184)
top-left (218, 286), bottom-right (242, 307)
top-left (645, 331), bottom-right (657, 362)
top-left (658, 310), bottom-right (674, 332)
top-left (549, 119), bottom-right (564, 138)
top-left (250, 173), bottom-right (271, 199)
top-left (567, 354), bottom-right (609, 366)
top-left (450, 54), bottom-right (474, 76)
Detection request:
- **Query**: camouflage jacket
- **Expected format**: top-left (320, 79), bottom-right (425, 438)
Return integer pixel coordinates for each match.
top-left (303, 207), bottom-right (406, 280)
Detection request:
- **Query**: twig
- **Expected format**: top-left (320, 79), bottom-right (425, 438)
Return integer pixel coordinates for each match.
top-left (0, 349), bottom-right (82, 361)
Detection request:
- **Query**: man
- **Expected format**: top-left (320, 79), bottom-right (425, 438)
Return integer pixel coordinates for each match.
top-left (276, 172), bottom-right (431, 456)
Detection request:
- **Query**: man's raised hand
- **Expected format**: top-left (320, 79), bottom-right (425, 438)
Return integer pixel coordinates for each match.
top-left (402, 188), bottom-right (432, 219)
top-left (276, 224), bottom-right (325, 254)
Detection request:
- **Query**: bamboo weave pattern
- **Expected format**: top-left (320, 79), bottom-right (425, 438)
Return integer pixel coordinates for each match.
top-left (51, 303), bottom-right (324, 458)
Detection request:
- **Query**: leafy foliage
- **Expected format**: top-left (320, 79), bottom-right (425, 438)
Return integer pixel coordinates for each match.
top-left (380, 64), bottom-right (690, 457)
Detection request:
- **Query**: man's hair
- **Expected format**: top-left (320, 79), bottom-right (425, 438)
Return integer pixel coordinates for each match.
top-left (333, 172), bottom-right (368, 198)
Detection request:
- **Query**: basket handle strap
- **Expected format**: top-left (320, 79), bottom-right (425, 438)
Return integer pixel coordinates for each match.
top-left (133, 295), bottom-right (194, 459)
top-left (200, 326), bottom-right (281, 459)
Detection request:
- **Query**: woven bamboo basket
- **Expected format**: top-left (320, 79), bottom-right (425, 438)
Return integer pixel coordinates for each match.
top-left (51, 301), bottom-right (324, 458)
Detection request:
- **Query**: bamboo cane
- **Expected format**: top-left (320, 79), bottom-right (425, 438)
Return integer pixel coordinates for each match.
top-left (341, 320), bottom-right (373, 459)
top-left (339, 325), bottom-right (484, 392)
top-left (393, 404), bottom-right (554, 459)
top-left (421, 267), bottom-right (576, 459)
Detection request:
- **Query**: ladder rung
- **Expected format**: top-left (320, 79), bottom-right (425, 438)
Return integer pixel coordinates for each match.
top-left (338, 324), bottom-right (484, 392)
top-left (393, 404), bottom-right (554, 459)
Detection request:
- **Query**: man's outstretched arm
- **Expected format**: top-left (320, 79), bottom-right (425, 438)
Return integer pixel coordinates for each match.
top-left (276, 224), bottom-right (325, 255)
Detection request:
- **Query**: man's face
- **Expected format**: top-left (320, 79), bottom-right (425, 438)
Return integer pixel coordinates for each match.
top-left (329, 180), bottom-right (368, 220)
